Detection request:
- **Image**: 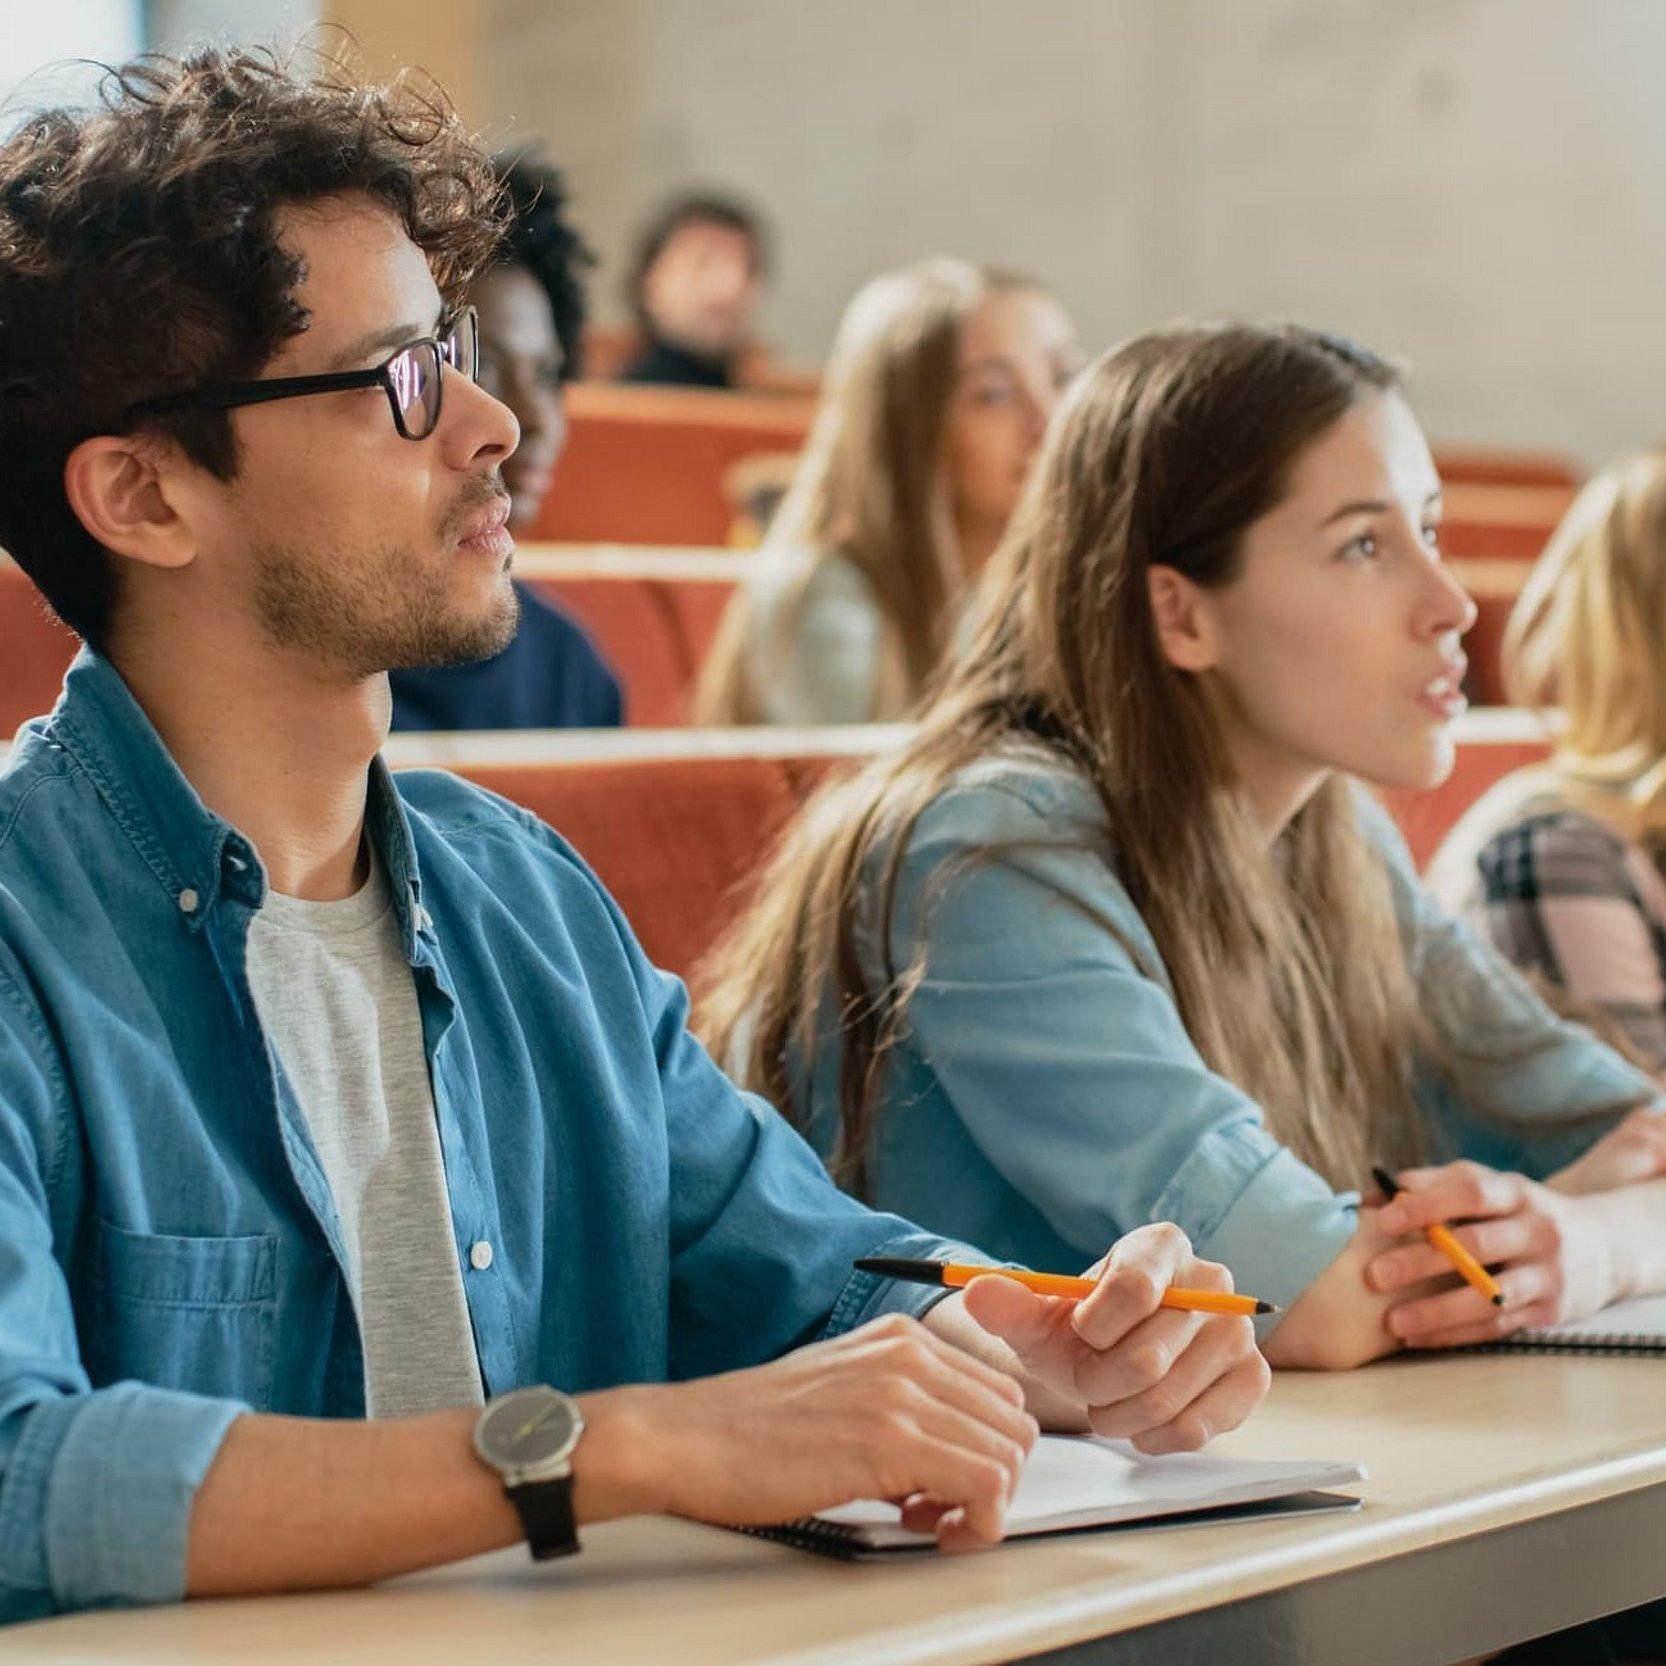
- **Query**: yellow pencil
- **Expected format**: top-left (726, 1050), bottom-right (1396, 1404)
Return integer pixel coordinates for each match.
top-left (1372, 1165), bottom-right (1505, 1307)
top-left (854, 1257), bottom-right (1277, 1315)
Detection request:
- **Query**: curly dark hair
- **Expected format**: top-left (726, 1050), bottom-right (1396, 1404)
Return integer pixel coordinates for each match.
top-left (625, 190), bottom-right (768, 331)
top-left (0, 45), bottom-right (506, 646)
top-left (492, 149), bottom-right (592, 381)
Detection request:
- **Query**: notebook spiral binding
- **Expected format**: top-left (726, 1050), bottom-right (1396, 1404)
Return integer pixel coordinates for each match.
top-left (733, 1519), bottom-right (886, 1561)
top-left (1468, 1335), bottom-right (1666, 1357)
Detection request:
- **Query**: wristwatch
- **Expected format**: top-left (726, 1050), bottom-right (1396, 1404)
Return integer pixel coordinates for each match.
top-left (473, 1385), bottom-right (586, 1560)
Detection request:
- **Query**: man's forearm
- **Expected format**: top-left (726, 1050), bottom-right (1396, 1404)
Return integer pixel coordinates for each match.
top-left (186, 1389), bottom-right (656, 1597)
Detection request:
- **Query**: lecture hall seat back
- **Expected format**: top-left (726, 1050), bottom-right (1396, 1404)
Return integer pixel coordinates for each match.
top-left (528, 383), bottom-right (813, 546)
top-left (443, 752), bottom-right (810, 981)
top-left (0, 565), bottom-right (78, 736)
top-left (522, 571), bottom-right (734, 727)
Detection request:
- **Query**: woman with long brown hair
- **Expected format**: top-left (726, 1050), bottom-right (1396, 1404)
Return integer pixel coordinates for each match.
top-left (699, 322), bottom-right (1666, 1370)
top-left (693, 258), bottom-right (1081, 724)
top-left (1430, 446), bottom-right (1666, 1073)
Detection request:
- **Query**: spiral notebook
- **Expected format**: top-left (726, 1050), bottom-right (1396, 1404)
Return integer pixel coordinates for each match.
top-left (737, 1435), bottom-right (1365, 1560)
top-left (1476, 1291), bottom-right (1666, 1356)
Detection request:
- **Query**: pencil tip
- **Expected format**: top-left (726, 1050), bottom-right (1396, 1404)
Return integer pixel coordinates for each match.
top-left (1254, 1301), bottom-right (1279, 1315)
top-left (1492, 1293), bottom-right (1506, 1307)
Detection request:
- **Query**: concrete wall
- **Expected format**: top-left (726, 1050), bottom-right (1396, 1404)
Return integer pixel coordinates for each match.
top-left (145, 0), bottom-right (319, 55)
top-left (478, 0), bottom-right (1666, 464)
top-left (2, 2), bottom-right (143, 116)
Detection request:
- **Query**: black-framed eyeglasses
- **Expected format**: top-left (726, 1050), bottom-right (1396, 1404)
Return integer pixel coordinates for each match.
top-left (122, 307), bottom-right (479, 442)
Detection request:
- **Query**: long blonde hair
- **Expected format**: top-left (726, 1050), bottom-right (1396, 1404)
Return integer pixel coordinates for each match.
top-left (698, 322), bottom-right (1434, 1195)
top-left (695, 258), bottom-right (1041, 724)
top-left (1503, 444), bottom-right (1666, 845)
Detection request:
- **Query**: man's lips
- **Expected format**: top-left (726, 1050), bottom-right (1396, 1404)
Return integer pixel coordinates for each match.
top-left (456, 497), bottom-right (512, 544)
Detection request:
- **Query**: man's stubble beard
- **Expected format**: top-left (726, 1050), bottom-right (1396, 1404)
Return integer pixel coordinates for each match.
top-left (249, 536), bottom-right (521, 677)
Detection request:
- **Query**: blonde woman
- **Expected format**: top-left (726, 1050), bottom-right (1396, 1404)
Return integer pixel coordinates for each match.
top-left (1430, 446), bottom-right (1666, 1073)
top-left (693, 259), bottom-right (1082, 725)
top-left (698, 323), bottom-right (1666, 1372)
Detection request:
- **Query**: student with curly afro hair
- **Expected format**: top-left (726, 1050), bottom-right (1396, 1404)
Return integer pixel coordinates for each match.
top-left (389, 149), bottom-right (625, 729)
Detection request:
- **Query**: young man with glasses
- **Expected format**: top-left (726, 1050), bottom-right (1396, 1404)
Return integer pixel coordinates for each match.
top-left (0, 49), bottom-right (1268, 1621)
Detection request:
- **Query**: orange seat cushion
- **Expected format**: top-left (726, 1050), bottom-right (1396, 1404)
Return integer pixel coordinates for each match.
top-left (447, 754), bottom-right (804, 980)
top-left (529, 384), bottom-right (811, 546)
top-left (1379, 738), bottom-right (1553, 870)
top-left (0, 566), bottom-right (77, 734)
top-left (521, 574), bottom-right (737, 728)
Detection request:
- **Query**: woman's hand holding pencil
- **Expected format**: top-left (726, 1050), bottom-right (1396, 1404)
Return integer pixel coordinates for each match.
top-left (1365, 1159), bottom-right (1625, 1348)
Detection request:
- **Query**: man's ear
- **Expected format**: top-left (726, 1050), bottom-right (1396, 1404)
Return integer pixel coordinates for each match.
top-left (62, 435), bottom-right (199, 572)
top-left (1147, 563), bottom-right (1221, 673)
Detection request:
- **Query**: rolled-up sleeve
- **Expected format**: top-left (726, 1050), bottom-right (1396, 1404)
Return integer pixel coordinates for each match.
top-left (0, 976), bottom-right (245, 1618)
top-left (883, 780), bottom-right (1359, 1319)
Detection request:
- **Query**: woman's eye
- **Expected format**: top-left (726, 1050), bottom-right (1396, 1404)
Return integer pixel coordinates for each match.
top-left (1339, 533), bottom-right (1379, 563)
top-left (1422, 522), bottom-right (1442, 550)
top-left (971, 383), bottom-right (1013, 407)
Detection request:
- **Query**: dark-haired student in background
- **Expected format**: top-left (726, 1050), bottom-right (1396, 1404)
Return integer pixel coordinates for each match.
top-left (617, 191), bottom-right (769, 390)
top-left (389, 152), bottom-right (623, 730)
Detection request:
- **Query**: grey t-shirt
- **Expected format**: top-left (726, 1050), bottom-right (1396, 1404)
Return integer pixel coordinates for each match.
top-left (245, 849), bottom-right (484, 1419)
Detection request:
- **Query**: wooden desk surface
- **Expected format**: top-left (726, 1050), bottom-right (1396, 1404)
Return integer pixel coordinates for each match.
top-left (10, 1353), bottom-right (1666, 1666)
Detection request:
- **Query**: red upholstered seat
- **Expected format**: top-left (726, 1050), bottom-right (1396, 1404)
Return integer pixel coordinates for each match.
top-left (527, 384), bottom-right (812, 547)
top-left (445, 753), bottom-right (806, 980)
top-left (0, 564), bottom-right (77, 735)
top-left (1431, 446), bottom-right (1582, 490)
top-left (522, 570), bottom-right (736, 727)
top-left (1378, 728), bottom-right (1552, 869)
top-left (1440, 482), bottom-right (1576, 565)
top-left (1463, 590), bottom-right (1512, 707)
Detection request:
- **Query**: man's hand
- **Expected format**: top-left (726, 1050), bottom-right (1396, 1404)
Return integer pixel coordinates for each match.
top-left (1365, 1160), bottom-right (1623, 1347)
top-left (955, 1223), bottom-right (1271, 1454)
top-left (577, 1314), bottom-right (1040, 1551)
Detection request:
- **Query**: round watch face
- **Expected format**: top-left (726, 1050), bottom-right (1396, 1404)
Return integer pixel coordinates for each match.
top-left (475, 1387), bottom-right (582, 1472)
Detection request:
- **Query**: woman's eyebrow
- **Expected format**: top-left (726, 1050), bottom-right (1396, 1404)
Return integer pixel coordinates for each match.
top-left (1320, 487), bottom-right (1443, 527)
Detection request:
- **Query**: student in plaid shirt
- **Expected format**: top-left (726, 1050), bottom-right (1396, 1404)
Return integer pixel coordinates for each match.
top-left (1430, 444), bottom-right (1666, 1078)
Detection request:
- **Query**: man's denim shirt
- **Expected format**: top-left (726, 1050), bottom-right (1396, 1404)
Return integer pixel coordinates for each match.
top-left (0, 650), bottom-right (972, 1621)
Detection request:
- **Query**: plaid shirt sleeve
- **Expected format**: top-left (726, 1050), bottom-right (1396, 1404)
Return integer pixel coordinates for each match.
top-left (1468, 811), bottom-right (1666, 1073)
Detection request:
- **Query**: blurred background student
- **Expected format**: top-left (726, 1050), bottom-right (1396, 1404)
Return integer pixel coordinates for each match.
top-left (693, 258), bottom-right (1082, 725)
top-left (616, 191), bottom-right (770, 390)
top-left (1430, 445), bottom-right (1666, 1073)
top-left (389, 151), bottom-right (624, 731)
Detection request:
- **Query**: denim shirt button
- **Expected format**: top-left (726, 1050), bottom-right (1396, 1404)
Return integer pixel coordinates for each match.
top-left (468, 1240), bottom-right (494, 1271)
top-left (177, 888), bottom-right (199, 915)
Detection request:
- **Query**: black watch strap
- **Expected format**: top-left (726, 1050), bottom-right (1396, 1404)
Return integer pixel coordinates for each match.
top-left (507, 1473), bottom-right (579, 1561)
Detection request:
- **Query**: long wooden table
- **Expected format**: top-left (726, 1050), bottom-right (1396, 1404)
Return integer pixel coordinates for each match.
top-left (8, 1352), bottom-right (1666, 1665)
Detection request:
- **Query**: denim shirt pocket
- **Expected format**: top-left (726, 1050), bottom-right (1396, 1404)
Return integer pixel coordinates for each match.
top-left (90, 1219), bottom-right (278, 1408)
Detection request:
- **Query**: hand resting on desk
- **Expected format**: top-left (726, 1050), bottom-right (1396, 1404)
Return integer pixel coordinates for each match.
top-left (575, 1222), bottom-right (1269, 1555)
top-left (1261, 1115), bottom-right (1666, 1368)
top-left (1363, 1158), bottom-right (1666, 1349)
top-left (187, 1224), bottom-right (1269, 1589)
